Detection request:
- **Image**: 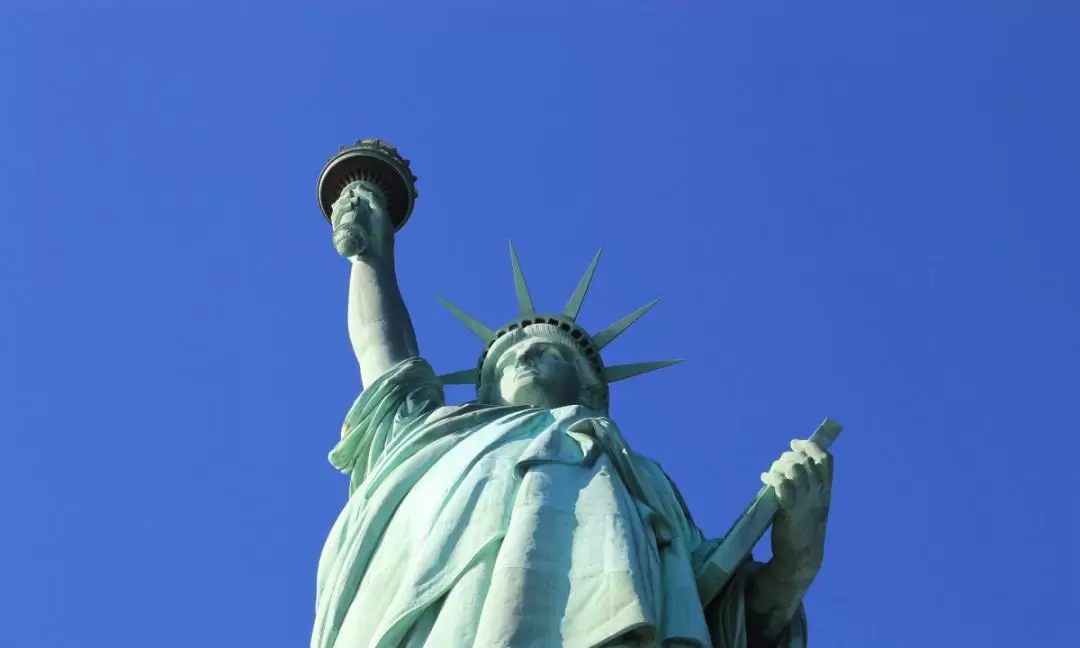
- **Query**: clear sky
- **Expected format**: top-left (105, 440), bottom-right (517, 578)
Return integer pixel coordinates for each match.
top-left (1, 3), bottom-right (1077, 646)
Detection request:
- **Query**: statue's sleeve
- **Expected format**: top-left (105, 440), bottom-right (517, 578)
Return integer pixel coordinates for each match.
top-left (698, 560), bottom-right (809, 648)
top-left (659, 467), bottom-right (809, 648)
top-left (327, 356), bottom-right (445, 493)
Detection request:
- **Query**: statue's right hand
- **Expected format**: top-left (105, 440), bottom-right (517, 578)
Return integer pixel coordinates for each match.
top-left (330, 183), bottom-right (394, 263)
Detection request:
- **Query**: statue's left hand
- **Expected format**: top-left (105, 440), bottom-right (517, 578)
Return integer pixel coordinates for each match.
top-left (760, 439), bottom-right (833, 583)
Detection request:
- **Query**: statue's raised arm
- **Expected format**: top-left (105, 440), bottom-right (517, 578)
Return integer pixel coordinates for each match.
top-left (319, 140), bottom-right (421, 388)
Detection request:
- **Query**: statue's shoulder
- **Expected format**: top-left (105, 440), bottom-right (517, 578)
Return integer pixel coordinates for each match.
top-left (425, 402), bottom-right (500, 423)
top-left (426, 404), bottom-right (469, 423)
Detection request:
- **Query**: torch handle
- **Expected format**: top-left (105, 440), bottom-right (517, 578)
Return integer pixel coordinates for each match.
top-left (695, 418), bottom-right (843, 605)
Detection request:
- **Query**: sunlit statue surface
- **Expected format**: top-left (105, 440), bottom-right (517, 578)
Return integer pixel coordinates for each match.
top-left (311, 141), bottom-right (836, 648)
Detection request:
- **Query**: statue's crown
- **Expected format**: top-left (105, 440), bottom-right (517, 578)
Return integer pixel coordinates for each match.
top-left (438, 242), bottom-right (682, 391)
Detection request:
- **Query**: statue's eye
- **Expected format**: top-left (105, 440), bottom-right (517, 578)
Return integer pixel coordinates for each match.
top-left (542, 348), bottom-right (564, 361)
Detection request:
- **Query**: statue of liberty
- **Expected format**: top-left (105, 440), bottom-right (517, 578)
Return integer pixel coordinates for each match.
top-left (311, 140), bottom-right (837, 648)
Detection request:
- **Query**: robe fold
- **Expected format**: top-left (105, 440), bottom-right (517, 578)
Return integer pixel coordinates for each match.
top-left (313, 358), bottom-right (807, 648)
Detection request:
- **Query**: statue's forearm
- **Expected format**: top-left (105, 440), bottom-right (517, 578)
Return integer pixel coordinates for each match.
top-left (743, 559), bottom-right (813, 646)
top-left (347, 256), bottom-right (419, 388)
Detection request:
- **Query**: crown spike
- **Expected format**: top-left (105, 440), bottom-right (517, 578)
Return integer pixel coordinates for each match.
top-left (563, 248), bottom-right (602, 321)
top-left (439, 368), bottom-right (481, 385)
top-left (508, 240), bottom-right (535, 316)
top-left (592, 299), bottom-right (659, 349)
top-left (604, 359), bottom-right (684, 383)
top-left (436, 296), bottom-right (493, 341)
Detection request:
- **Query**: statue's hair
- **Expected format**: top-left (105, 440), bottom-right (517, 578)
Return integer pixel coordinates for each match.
top-left (477, 324), bottom-right (609, 412)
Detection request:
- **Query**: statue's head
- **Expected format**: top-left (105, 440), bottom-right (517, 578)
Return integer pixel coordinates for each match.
top-left (479, 324), bottom-right (607, 410)
top-left (438, 243), bottom-right (682, 414)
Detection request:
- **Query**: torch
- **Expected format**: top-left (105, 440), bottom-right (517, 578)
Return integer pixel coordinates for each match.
top-left (317, 138), bottom-right (419, 232)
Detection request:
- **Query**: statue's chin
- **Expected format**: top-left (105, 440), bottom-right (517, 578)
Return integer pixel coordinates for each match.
top-left (502, 382), bottom-right (544, 408)
top-left (504, 380), bottom-right (575, 409)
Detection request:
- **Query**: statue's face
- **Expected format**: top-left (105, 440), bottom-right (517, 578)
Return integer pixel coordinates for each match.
top-left (494, 337), bottom-right (582, 408)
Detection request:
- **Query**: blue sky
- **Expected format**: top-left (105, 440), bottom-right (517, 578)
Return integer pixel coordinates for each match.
top-left (1, 3), bottom-right (1077, 646)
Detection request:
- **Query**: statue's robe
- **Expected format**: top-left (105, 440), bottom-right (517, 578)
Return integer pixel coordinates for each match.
top-left (312, 358), bottom-right (807, 648)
